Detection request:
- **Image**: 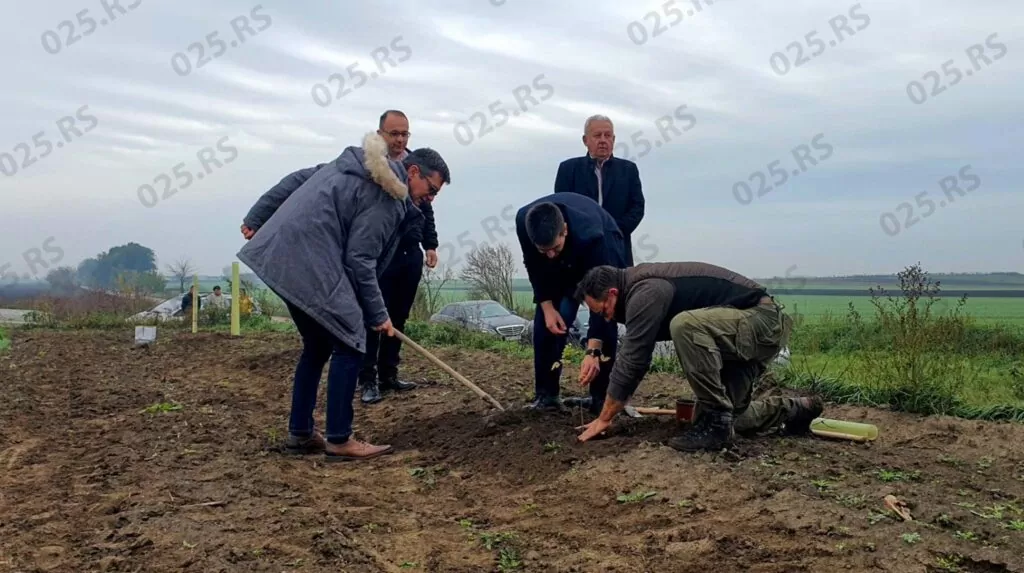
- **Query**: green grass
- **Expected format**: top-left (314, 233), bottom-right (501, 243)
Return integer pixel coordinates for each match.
top-left (0, 327), bottom-right (9, 352)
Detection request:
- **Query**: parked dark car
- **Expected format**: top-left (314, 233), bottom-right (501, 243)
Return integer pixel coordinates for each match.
top-left (429, 300), bottom-right (529, 340)
top-left (521, 304), bottom-right (627, 348)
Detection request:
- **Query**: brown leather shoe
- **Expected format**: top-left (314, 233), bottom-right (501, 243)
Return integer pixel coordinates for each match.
top-left (324, 438), bottom-right (394, 462)
top-left (284, 431), bottom-right (327, 455)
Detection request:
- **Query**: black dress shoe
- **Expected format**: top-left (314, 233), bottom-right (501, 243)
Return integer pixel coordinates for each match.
top-left (360, 382), bottom-right (383, 404)
top-left (379, 376), bottom-right (417, 392)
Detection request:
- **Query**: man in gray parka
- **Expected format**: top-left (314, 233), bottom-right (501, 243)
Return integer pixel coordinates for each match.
top-left (237, 131), bottom-right (450, 461)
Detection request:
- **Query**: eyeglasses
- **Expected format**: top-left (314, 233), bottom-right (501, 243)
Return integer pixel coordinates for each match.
top-left (424, 175), bottom-right (440, 196)
top-left (383, 130), bottom-right (410, 138)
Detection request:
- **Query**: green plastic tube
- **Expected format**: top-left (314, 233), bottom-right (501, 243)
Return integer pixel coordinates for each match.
top-left (810, 418), bottom-right (879, 441)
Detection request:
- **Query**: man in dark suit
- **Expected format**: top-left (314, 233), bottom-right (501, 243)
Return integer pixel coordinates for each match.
top-left (359, 110), bottom-right (440, 404)
top-left (554, 115), bottom-right (645, 266)
top-left (515, 193), bottom-right (628, 414)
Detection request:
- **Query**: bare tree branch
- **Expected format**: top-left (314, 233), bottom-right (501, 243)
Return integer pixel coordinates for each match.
top-left (165, 257), bottom-right (196, 294)
top-left (459, 244), bottom-right (516, 309)
top-left (412, 264), bottom-right (455, 320)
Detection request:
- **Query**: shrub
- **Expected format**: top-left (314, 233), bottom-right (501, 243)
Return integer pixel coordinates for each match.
top-left (849, 263), bottom-right (976, 415)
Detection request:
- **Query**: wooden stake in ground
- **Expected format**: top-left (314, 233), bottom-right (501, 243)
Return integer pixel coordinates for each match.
top-left (392, 329), bottom-right (505, 411)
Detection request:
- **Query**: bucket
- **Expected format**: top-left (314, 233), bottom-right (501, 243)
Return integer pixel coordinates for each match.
top-left (810, 418), bottom-right (879, 442)
top-left (675, 399), bottom-right (696, 423)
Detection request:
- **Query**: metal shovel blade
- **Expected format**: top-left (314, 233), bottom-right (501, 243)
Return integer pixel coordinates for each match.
top-left (622, 405), bottom-right (643, 418)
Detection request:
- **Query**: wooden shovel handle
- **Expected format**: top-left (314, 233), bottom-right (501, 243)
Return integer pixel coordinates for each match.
top-left (633, 407), bottom-right (677, 416)
top-left (392, 329), bottom-right (505, 411)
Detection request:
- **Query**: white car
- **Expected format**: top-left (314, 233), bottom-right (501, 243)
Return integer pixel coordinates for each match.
top-left (129, 292), bottom-right (261, 322)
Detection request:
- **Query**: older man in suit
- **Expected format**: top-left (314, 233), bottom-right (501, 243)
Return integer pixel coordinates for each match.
top-left (554, 115), bottom-right (645, 266)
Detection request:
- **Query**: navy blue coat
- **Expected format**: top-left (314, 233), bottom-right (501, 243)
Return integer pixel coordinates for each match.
top-left (554, 155), bottom-right (645, 265)
top-left (516, 192), bottom-right (627, 311)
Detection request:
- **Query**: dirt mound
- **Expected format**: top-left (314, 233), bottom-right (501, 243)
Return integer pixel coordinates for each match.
top-left (1, 329), bottom-right (1023, 572)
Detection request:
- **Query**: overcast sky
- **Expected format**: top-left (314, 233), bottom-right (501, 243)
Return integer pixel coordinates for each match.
top-left (2, 0), bottom-right (1021, 282)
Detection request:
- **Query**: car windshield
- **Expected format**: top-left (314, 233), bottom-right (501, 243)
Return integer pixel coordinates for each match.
top-left (473, 302), bottom-right (510, 318)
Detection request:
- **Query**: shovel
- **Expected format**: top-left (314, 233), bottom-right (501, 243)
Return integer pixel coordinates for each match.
top-left (392, 329), bottom-right (505, 411)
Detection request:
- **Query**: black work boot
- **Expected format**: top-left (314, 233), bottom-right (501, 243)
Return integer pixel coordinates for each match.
top-left (668, 409), bottom-right (735, 453)
top-left (524, 395), bottom-right (567, 413)
top-left (360, 379), bottom-right (383, 404)
top-left (379, 374), bottom-right (417, 393)
top-left (781, 396), bottom-right (824, 436)
top-left (563, 396), bottom-right (607, 416)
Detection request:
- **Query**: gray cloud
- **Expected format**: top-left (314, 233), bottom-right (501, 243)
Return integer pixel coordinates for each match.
top-left (1, 0), bottom-right (1022, 282)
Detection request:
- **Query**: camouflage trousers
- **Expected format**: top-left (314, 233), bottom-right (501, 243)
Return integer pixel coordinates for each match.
top-left (669, 299), bottom-right (801, 435)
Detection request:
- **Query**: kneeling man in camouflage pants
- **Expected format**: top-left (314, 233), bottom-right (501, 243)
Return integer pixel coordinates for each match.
top-left (574, 262), bottom-right (823, 452)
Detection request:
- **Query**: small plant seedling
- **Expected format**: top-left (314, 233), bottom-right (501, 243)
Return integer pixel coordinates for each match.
top-left (1003, 520), bottom-right (1024, 531)
top-left (901, 532), bottom-right (922, 544)
top-left (458, 518), bottom-right (474, 529)
top-left (675, 499), bottom-right (693, 508)
top-left (876, 469), bottom-right (921, 482)
top-left (957, 489), bottom-right (970, 496)
top-left (400, 562), bottom-right (418, 569)
top-left (479, 531), bottom-right (517, 550)
top-left (835, 493), bottom-right (868, 508)
top-left (616, 490), bottom-right (658, 503)
top-left (519, 503), bottom-right (538, 514)
top-left (141, 401), bottom-right (182, 414)
top-left (543, 442), bottom-right (560, 453)
top-left (935, 514), bottom-right (954, 527)
top-left (972, 505), bottom-right (1007, 520)
top-left (408, 466), bottom-right (446, 488)
top-left (953, 530), bottom-right (977, 541)
top-left (868, 510), bottom-right (891, 525)
top-left (977, 457), bottom-right (993, 470)
top-left (497, 546), bottom-right (523, 571)
top-left (811, 479), bottom-right (835, 491)
top-left (935, 553), bottom-right (963, 571)
top-left (938, 455), bottom-right (965, 468)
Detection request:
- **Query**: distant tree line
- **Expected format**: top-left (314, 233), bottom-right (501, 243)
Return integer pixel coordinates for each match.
top-left (45, 242), bottom-right (166, 296)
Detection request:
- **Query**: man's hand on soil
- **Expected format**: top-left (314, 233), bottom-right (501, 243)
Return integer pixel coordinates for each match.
top-left (576, 418), bottom-right (612, 442)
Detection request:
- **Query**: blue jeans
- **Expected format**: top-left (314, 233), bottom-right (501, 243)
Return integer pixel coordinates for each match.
top-left (281, 298), bottom-right (362, 444)
top-left (533, 296), bottom-right (618, 402)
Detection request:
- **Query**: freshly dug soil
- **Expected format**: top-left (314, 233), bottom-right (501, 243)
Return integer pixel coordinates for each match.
top-left (1, 329), bottom-right (1022, 572)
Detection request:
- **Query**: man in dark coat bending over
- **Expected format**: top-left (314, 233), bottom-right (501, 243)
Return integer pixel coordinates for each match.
top-left (515, 193), bottom-right (628, 414)
top-left (237, 131), bottom-right (450, 461)
top-left (573, 262), bottom-right (823, 452)
top-left (240, 110), bottom-right (440, 405)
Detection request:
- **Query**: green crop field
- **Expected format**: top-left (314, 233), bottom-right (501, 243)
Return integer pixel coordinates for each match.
top-left (773, 294), bottom-right (1024, 325)
top-left (435, 288), bottom-right (1023, 325)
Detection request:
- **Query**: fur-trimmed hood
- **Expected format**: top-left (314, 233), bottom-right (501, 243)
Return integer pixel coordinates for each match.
top-left (334, 131), bottom-right (408, 201)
